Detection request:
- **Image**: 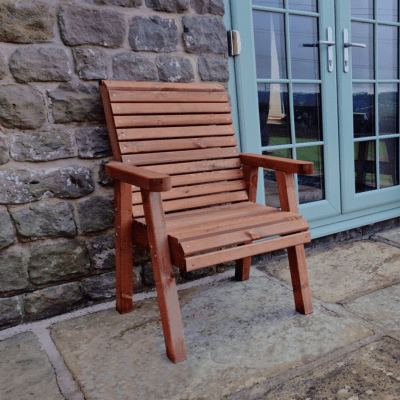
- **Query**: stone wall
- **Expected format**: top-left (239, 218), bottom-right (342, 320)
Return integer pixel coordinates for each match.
top-left (0, 0), bottom-right (229, 329)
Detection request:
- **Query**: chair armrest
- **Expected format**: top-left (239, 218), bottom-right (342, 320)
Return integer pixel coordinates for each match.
top-left (240, 153), bottom-right (314, 175)
top-left (105, 161), bottom-right (172, 192)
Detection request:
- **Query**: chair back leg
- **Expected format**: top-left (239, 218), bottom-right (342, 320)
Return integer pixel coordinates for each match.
top-left (235, 256), bottom-right (251, 281)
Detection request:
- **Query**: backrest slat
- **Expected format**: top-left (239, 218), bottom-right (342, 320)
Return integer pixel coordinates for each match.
top-left (100, 80), bottom-right (246, 218)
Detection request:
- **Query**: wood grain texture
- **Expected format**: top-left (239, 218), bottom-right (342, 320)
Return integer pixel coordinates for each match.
top-left (276, 170), bottom-right (299, 213)
top-left (114, 181), bottom-right (133, 314)
top-left (141, 189), bottom-right (187, 363)
top-left (243, 164), bottom-right (259, 202)
top-left (240, 153), bottom-right (314, 175)
top-left (105, 161), bottom-right (171, 192)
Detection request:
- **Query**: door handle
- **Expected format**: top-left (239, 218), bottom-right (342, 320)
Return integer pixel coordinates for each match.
top-left (343, 29), bottom-right (366, 72)
top-left (322, 27), bottom-right (335, 72)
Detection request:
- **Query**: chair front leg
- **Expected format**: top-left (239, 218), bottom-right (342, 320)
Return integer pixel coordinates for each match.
top-left (141, 189), bottom-right (187, 363)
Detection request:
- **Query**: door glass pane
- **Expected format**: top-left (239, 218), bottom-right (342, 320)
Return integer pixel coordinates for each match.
top-left (288, 0), bottom-right (317, 13)
top-left (378, 83), bottom-right (399, 134)
top-left (253, 0), bottom-right (284, 7)
top-left (351, 0), bottom-right (373, 19)
top-left (351, 22), bottom-right (374, 79)
top-left (263, 148), bottom-right (292, 208)
top-left (353, 83), bottom-right (375, 138)
top-left (258, 83), bottom-right (291, 147)
top-left (355, 140), bottom-right (376, 192)
top-left (378, 25), bottom-right (398, 80)
top-left (377, 0), bottom-right (398, 23)
top-left (380, 138), bottom-right (399, 188)
top-left (290, 15), bottom-right (320, 79)
top-left (253, 11), bottom-right (287, 80)
top-left (293, 83), bottom-right (322, 143)
top-left (297, 145), bottom-right (325, 204)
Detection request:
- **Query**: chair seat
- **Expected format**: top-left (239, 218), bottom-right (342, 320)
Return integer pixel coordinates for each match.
top-left (133, 202), bottom-right (309, 271)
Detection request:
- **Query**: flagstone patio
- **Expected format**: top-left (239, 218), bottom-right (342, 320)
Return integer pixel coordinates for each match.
top-left (2, 227), bottom-right (400, 399)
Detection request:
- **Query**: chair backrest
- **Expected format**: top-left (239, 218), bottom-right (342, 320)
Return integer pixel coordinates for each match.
top-left (100, 81), bottom-right (249, 219)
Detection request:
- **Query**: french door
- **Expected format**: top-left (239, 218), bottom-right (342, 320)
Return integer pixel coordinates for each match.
top-left (228, 0), bottom-right (400, 234)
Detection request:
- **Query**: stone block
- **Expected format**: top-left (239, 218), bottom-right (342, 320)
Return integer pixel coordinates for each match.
top-left (11, 202), bottom-right (77, 240)
top-left (191, 0), bottom-right (225, 15)
top-left (0, 132), bottom-right (9, 165)
top-left (0, 2), bottom-right (55, 44)
top-left (87, 235), bottom-right (115, 270)
top-left (59, 7), bottom-right (126, 48)
top-left (0, 210), bottom-right (15, 250)
top-left (129, 16), bottom-right (178, 52)
top-left (48, 82), bottom-right (104, 124)
top-left (98, 160), bottom-right (114, 187)
top-left (156, 56), bottom-right (194, 82)
top-left (0, 296), bottom-right (22, 329)
top-left (73, 48), bottom-right (108, 80)
top-left (0, 167), bottom-right (94, 205)
top-left (9, 47), bottom-right (72, 83)
top-left (182, 16), bottom-right (227, 54)
top-left (24, 282), bottom-right (84, 321)
top-left (76, 127), bottom-right (112, 159)
top-left (112, 53), bottom-right (158, 81)
top-left (93, 0), bottom-right (142, 5)
top-left (78, 196), bottom-right (114, 233)
top-left (82, 272), bottom-right (115, 300)
top-left (0, 55), bottom-right (7, 79)
top-left (142, 261), bottom-right (155, 286)
top-left (28, 239), bottom-right (90, 285)
top-left (145, 0), bottom-right (189, 12)
top-left (0, 85), bottom-right (46, 130)
top-left (0, 254), bottom-right (29, 292)
top-left (198, 56), bottom-right (229, 81)
top-left (10, 131), bottom-right (76, 162)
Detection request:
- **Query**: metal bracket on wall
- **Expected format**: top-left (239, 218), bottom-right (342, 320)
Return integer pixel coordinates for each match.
top-left (227, 30), bottom-right (241, 57)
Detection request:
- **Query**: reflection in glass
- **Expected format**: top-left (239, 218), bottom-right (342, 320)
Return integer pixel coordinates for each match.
top-left (253, 11), bottom-right (287, 80)
top-left (377, 0), bottom-right (398, 22)
top-left (355, 140), bottom-right (376, 192)
top-left (380, 138), bottom-right (399, 188)
top-left (252, 0), bottom-right (284, 7)
top-left (263, 148), bottom-right (292, 208)
top-left (288, 0), bottom-right (317, 13)
top-left (297, 146), bottom-right (324, 204)
top-left (293, 84), bottom-right (322, 143)
top-left (258, 83), bottom-right (291, 147)
top-left (351, 22), bottom-right (374, 79)
top-left (353, 84), bottom-right (375, 138)
top-left (351, 0), bottom-right (373, 19)
top-left (379, 84), bottom-right (399, 134)
top-left (290, 15), bottom-right (320, 80)
top-left (378, 25), bottom-right (398, 79)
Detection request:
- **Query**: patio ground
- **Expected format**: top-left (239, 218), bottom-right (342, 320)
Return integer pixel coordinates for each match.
top-left (3, 228), bottom-right (400, 399)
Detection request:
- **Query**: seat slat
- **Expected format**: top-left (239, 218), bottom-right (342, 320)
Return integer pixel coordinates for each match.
top-left (169, 210), bottom-right (301, 241)
top-left (171, 218), bottom-right (310, 258)
top-left (183, 231), bottom-right (311, 271)
top-left (120, 137), bottom-right (237, 155)
top-left (122, 148), bottom-right (240, 165)
top-left (114, 113), bottom-right (232, 128)
top-left (109, 90), bottom-right (228, 103)
top-left (103, 81), bottom-right (225, 92)
top-left (117, 125), bottom-right (235, 141)
top-left (132, 169), bottom-right (244, 192)
top-left (112, 102), bottom-right (231, 115)
top-left (132, 190), bottom-right (248, 217)
top-left (132, 180), bottom-right (246, 204)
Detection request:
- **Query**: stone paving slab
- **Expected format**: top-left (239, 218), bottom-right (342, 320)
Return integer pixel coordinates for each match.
top-left (346, 283), bottom-right (400, 333)
top-left (51, 273), bottom-right (372, 400)
top-left (0, 332), bottom-right (64, 400)
top-left (376, 226), bottom-right (400, 246)
top-left (250, 337), bottom-right (400, 399)
top-left (261, 240), bottom-right (400, 303)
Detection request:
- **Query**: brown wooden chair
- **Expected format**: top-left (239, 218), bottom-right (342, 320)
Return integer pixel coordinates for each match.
top-left (100, 80), bottom-right (314, 363)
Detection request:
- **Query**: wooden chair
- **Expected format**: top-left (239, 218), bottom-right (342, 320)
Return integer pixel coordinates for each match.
top-left (100, 80), bottom-right (314, 363)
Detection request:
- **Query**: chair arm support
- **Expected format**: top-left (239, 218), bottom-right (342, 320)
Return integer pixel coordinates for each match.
top-left (105, 161), bottom-right (172, 192)
top-left (240, 153), bottom-right (314, 175)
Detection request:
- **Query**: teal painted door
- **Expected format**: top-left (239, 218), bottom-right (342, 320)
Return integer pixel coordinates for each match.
top-left (228, 0), bottom-right (400, 235)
